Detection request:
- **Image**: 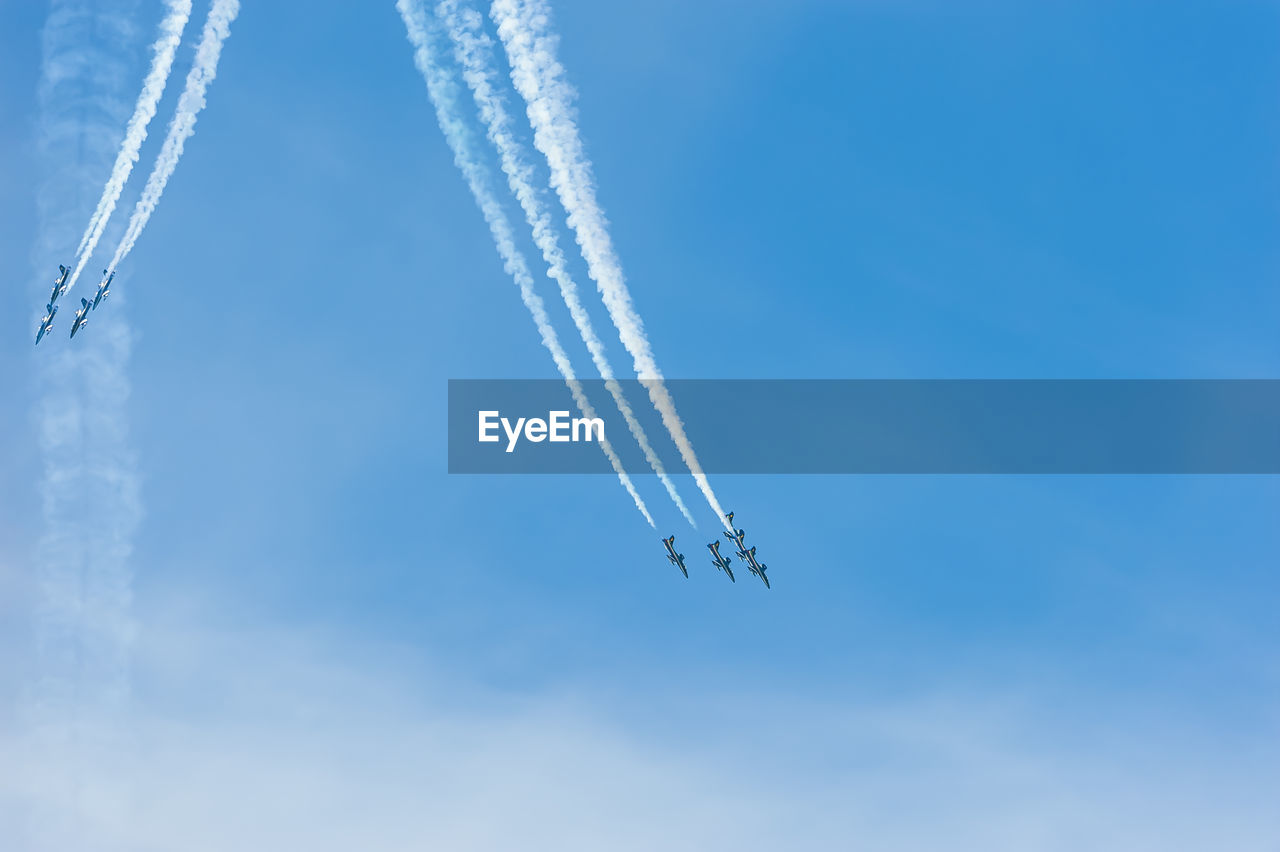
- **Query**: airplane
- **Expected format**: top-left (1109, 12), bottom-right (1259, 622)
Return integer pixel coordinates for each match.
top-left (69, 298), bottom-right (91, 338)
top-left (35, 304), bottom-right (57, 345)
top-left (662, 535), bottom-right (688, 578)
top-left (91, 269), bottom-right (114, 310)
top-left (707, 541), bottom-right (735, 582)
top-left (723, 511), bottom-right (747, 552)
top-left (739, 545), bottom-right (771, 589)
top-left (48, 264), bottom-right (70, 305)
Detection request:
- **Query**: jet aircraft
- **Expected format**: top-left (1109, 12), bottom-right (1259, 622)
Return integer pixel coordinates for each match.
top-left (69, 298), bottom-right (91, 338)
top-left (739, 545), bottom-right (771, 589)
top-left (662, 535), bottom-right (688, 578)
top-left (35, 304), bottom-right (57, 345)
top-left (48, 264), bottom-right (70, 305)
top-left (707, 541), bottom-right (735, 582)
top-left (91, 269), bottom-right (114, 310)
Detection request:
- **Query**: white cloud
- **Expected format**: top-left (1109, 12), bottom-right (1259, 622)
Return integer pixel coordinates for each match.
top-left (3, 599), bottom-right (1277, 851)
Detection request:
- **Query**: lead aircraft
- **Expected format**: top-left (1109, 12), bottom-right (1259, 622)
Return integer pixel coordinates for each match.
top-left (738, 545), bottom-right (770, 589)
top-left (35, 304), bottom-right (57, 345)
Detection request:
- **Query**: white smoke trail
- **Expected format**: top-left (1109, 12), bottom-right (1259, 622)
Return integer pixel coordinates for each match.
top-left (489, 0), bottom-right (729, 526)
top-left (27, 2), bottom-right (144, 847)
top-left (108, 0), bottom-right (239, 272)
top-left (65, 0), bottom-right (192, 296)
top-left (438, 0), bottom-right (695, 528)
top-left (397, 0), bottom-right (655, 527)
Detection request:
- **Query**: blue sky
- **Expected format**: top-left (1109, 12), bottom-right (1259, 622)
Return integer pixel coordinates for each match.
top-left (1, 0), bottom-right (1278, 848)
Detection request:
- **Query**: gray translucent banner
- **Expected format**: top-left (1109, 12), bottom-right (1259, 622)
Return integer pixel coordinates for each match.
top-left (447, 380), bottom-right (1280, 474)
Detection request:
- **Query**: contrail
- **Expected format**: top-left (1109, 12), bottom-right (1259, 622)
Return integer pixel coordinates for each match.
top-left (65, 0), bottom-right (192, 295)
top-left (397, 0), bottom-right (655, 527)
top-left (490, 0), bottom-right (729, 525)
top-left (29, 2), bottom-right (144, 846)
top-left (108, 0), bottom-right (239, 272)
top-left (438, 0), bottom-right (695, 528)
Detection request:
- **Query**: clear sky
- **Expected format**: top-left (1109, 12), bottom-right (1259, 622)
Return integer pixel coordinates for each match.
top-left (1, 0), bottom-right (1278, 848)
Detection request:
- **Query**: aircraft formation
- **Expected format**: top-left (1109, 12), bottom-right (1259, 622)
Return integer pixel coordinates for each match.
top-left (31, 1), bottom-right (780, 593)
top-left (663, 512), bottom-right (771, 588)
top-left (35, 266), bottom-right (114, 346)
